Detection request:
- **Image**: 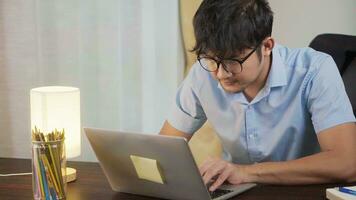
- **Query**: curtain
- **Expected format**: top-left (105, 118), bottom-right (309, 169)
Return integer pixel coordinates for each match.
top-left (0, 0), bottom-right (184, 161)
top-left (179, 0), bottom-right (202, 74)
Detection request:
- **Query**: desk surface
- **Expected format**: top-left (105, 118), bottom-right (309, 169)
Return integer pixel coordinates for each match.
top-left (0, 158), bottom-right (354, 200)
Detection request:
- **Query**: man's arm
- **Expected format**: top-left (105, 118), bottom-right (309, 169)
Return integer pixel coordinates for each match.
top-left (201, 122), bottom-right (356, 191)
top-left (159, 120), bottom-right (192, 141)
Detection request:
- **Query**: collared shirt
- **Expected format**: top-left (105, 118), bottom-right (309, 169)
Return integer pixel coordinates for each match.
top-left (168, 44), bottom-right (356, 164)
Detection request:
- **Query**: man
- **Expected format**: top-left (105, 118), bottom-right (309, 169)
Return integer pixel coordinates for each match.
top-left (160, 0), bottom-right (356, 192)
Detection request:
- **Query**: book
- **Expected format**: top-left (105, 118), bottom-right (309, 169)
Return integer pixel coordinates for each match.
top-left (327, 186), bottom-right (356, 200)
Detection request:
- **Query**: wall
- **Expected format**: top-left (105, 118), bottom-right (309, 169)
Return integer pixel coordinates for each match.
top-left (269, 0), bottom-right (356, 48)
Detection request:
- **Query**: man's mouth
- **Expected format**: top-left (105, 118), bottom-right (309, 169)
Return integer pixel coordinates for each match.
top-left (220, 80), bottom-right (237, 85)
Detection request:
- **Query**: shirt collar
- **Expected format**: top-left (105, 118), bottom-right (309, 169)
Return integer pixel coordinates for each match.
top-left (266, 44), bottom-right (287, 88)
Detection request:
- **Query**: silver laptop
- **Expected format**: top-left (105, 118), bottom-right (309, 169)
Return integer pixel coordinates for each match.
top-left (84, 127), bottom-right (256, 200)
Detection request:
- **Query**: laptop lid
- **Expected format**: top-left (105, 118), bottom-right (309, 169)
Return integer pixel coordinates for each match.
top-left (84, 127), bottom-right (212, 200)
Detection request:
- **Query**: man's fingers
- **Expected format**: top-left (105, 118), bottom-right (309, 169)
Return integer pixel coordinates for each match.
top-left (209, 168), bottom-right (231, 191)
top-left (202, 161), bottom-right (226, 184)
top-left (198, 157), bottom-right (216, 176)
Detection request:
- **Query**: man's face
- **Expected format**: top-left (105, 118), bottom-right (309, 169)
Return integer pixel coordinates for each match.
top-left (203, 47), bottom-right (265, 93)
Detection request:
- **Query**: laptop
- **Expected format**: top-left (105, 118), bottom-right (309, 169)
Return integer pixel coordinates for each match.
top-left (84, 127), bottom-right (256, 200)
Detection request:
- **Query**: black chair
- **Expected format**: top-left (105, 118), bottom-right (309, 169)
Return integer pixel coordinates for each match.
top-left (309, 33), bottom-right (356, 116)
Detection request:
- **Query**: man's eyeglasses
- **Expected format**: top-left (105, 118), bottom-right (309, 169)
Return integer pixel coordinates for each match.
top-left (197, 46), bottom-right (259, 74)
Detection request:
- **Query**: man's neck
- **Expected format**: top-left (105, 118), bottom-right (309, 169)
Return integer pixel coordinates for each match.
top-left (243, 54), bottom-right (272, 102)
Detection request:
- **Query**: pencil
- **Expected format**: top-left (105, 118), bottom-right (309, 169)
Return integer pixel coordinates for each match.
top-left (32, 127), bottom-right (66, 199)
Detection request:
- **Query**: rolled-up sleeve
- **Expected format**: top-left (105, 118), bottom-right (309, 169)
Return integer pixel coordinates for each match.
top-left (306, 55), bottom-right (356, 133)
top-left (167, 67), bottom-right (207, 134)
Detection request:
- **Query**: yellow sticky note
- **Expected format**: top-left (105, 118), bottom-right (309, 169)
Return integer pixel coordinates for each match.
top-left (130, 155), bottom-right (165, 184)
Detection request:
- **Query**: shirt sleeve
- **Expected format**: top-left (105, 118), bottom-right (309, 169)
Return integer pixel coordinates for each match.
top-left (167, 66), bottom-right (207, 134)
top-left (306, 55), bottom-right (356, 133)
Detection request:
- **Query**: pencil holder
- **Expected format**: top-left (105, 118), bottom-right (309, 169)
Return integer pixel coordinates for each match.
top-left (32, 139), bottom-right (67, 200)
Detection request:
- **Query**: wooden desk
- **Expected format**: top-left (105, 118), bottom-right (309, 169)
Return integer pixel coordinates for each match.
top-left (0, 158), bottom-right (353, 200)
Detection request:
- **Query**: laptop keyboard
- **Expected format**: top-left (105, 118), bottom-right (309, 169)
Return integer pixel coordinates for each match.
top-left (209, 189), bottom-right (233, 199)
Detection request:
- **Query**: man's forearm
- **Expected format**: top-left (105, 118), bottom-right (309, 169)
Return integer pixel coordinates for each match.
top-left (243, 151), bottom-right (356, 184)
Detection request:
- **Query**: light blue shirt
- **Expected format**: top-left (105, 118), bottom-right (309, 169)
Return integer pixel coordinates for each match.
top-left (168, 44), bottom-right (356, 164)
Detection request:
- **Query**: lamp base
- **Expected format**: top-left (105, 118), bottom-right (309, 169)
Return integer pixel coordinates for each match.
top-left (66, 167), bottom-right (77, 183)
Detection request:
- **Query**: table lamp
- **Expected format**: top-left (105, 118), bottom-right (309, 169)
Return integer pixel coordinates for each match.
top-left (30, 86), bottom-right (81, 182)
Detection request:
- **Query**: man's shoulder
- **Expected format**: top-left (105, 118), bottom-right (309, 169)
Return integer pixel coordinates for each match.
top-left (276, 44), bottom-right (332, 71)
top-left (274, 44), bottom-right (337, 97)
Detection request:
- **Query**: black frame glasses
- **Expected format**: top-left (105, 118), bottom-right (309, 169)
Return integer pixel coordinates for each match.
top-left (197, 46), bottom-right (259, 74)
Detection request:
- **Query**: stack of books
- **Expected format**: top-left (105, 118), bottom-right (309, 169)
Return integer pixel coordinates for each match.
top-left (327, 186), bottom-right (356, 200)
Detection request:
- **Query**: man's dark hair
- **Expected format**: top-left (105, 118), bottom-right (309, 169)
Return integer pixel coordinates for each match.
top-left (192, 0), bottom-right (273, 59)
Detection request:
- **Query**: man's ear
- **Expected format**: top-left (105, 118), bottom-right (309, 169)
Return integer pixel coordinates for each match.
top-left (262, 37), bottom-right (275, 57)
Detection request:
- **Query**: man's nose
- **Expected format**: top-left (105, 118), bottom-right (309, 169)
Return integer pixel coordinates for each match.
top-left (216, 64), bottom-right (232, 79)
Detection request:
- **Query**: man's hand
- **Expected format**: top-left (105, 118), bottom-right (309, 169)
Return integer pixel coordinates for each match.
top-left (199, 157), bottom-right (253, 191)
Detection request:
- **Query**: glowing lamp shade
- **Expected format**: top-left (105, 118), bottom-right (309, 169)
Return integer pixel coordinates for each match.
top-left (30, 86), bottom-right (81, 158)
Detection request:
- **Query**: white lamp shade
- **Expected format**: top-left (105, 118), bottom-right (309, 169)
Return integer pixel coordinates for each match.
top-left (30, 86), bottom-right (81, 158)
